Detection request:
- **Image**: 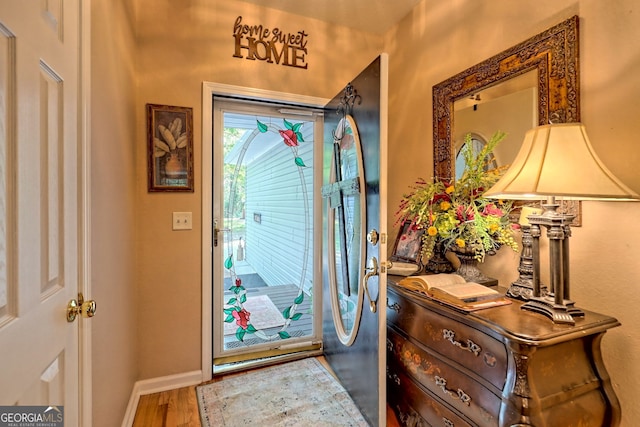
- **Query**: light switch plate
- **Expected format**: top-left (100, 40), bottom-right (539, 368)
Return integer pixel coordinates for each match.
top-left (173, 212), bottom-right (192, 230)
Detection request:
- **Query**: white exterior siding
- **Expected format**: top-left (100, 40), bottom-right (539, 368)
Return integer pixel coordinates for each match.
top-left (245, 127), bottom-right (315, 293)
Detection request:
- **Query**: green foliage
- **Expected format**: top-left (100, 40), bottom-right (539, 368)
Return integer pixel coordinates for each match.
top-left (223, 127), bottom-right (246, 218)
top-left (397, 131), bottom-right (518, 262)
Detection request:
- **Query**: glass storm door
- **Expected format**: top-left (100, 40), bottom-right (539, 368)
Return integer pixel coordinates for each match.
top-left (212, 100), bottom-right (322, 365)
top-left (322, 55), bottom-right (389, 426)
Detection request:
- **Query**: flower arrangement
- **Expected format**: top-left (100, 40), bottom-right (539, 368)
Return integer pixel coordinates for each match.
top-left (396, 131), bottom-right (519, 262)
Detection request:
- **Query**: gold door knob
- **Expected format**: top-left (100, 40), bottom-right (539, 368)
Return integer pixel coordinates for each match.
top-left (67, 293), bottom-right (97, 322)
top-left (367, 229), bottom-right (379, 246)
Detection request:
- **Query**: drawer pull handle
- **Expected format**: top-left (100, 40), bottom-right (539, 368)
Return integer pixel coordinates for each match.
top-left (443, 418), bottom-right (454, 427)
top-left (435, 376), bottom-right (471, 406)
top-left (392, 373), bottom-right (400, 385)
top-left (385, 368), bottom-right (401, 385)
top-left (443, 329), bottom-right (481, 356)
top-left (387, 299), bottom-right (401, 312)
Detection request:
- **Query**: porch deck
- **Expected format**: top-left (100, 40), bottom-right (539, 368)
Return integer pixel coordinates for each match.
top-left (222, 284), bottom-right (314, 349)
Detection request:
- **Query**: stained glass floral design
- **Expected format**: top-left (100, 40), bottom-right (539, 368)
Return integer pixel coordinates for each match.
top-left (223, 118), bottom-right (310, 342)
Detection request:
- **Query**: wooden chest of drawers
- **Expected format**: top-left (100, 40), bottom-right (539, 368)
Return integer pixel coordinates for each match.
top-left (386, 279), bottom-right (621, 427)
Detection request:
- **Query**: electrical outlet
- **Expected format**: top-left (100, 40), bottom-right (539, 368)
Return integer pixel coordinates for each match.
top-left (173, 212), bottom-right (193, 230)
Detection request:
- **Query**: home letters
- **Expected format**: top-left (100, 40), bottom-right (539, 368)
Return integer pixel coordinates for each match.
top-left (232, 16), bottom-right (308, 69)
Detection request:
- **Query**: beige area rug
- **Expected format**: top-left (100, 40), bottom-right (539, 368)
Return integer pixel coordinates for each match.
top-left (196, 358), bottom-right (370, 426)
top-left (223, 294), bottom-right (285, 335)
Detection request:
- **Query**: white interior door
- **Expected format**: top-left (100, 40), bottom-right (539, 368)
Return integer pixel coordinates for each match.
top-left (0, 1), bottom-right (85, 424)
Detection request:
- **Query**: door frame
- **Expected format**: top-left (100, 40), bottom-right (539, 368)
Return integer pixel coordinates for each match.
top-left (79, 0), bottom-right (93, 424)
top-left (200, 82), bottom-right (329, 380)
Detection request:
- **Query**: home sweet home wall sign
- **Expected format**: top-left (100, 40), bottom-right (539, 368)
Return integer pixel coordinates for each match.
top-left (232, 16), bottom-right (309, 69)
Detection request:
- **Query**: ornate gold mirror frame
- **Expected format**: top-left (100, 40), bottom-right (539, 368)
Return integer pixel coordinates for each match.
top-left (433, 15), bottom-right (579, 181)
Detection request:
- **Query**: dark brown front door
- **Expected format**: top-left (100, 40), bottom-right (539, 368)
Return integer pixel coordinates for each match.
top-left (322, 55), bottom-right (388, 426)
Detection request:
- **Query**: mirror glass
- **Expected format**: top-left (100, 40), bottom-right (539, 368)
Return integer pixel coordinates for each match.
top-left (454, 70), bottom-right (538, 177)
top-left (433, 15), bottom-right (580, 181)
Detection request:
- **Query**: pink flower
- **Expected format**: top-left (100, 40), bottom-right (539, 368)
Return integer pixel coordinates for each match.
top-left (482, 203), bottom-right (504, 217)
top-left (232, 309), bottom-right (251, 329)
top-left (456, 205), bottom-right (474, 221)
top-left (340, 133), bottom-right (354, 150)
top-left (279, 129), bottom-right (298, 147)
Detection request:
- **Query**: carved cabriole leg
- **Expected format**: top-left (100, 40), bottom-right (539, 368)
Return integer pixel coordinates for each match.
top-left (590, 333), bottom-right (622, 427)
top-left (500, 345), bottom-right (541, 427)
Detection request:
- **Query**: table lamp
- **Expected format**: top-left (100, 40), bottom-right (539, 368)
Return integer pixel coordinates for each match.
top-left (484, 123), bottom-right (640, 324)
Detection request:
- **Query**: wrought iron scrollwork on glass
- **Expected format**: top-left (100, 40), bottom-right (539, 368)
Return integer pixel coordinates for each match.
top-left (337, 82), bottom-right (362, 118)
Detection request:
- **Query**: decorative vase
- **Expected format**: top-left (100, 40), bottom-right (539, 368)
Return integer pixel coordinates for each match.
top-left (425, 241), bottom-right (455, 274)
top-left (450, 245), bottom-right (498, 287)
top-left (164, 153), bottom-right (184, 178)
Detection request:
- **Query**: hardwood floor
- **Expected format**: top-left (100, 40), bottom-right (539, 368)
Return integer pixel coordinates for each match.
top-left (132, 385), bottom-right (199, 427)
top-left (132, 357), bottom-right (402, 427)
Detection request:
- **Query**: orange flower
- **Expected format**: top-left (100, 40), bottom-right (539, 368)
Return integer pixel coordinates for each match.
top-left (445, 185), bottom-right (455, 194)
top-left (427, 226), bottom-right (438, 236)
top-left (439, 201), bottom-right (451, 211)
top-left (413, 353), bottom-right (422, 365)
top-left (455, 238), bottom-right (466, 248)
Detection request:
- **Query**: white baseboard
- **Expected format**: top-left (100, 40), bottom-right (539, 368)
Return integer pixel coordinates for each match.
top-left (121, 370), bottom-right (203, 427)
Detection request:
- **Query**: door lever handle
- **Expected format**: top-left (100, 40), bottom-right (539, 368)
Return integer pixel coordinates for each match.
top-left (213, 220), bottom-right (230, 247)
top-left (362, 257), bottom-right (379, 313)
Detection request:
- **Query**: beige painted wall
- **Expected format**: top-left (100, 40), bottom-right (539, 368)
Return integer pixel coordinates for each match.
top-left (386, 1), bottom-right (640, 424)
top-left (133, 0), bottom-right (384, 380)
top-left (91, 0), bottom-right (139, 425)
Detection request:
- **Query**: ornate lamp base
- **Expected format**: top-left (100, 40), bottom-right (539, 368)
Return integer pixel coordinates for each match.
top-left (506, 284), bottom-right (531, 300)
top-left (507, 281), bottom-right (548, 301)
top-left (521, 295), bottom-right (585, 325)
top-left (507, 223), bottom-right (548, 300)
top-left (524, 199), bottom-right (584, 325)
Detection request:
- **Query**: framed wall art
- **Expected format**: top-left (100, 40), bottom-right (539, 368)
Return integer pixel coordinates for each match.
top-left (147, 103), bottom-right (194, 192)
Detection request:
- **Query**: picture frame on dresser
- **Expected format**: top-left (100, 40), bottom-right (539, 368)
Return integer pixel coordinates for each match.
top-left (388, 221), bottom-right (424, 276)
top-left (391, 220), bottom-right (424, 264)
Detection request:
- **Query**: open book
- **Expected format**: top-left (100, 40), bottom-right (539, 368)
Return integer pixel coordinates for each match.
top-left (398, 273), bottom-right (511, 311)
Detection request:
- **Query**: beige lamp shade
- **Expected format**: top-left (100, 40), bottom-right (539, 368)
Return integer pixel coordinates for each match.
top-left (484, 123), bottom-right (640, 201)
